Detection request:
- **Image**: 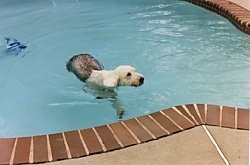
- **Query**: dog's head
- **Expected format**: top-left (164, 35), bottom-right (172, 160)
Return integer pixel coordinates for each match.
top-left (114, 65), bottom-right (144, 87)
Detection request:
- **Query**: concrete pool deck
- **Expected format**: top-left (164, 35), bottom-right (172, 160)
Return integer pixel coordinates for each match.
top-left (0, 0), bottom-right (249, 165)
top-left (46, 126), bottom-right (249, 165)
top-left (0, 104), bottom-right (249, 165)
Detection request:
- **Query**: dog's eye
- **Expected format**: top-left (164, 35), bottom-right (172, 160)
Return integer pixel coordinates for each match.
top-left (127, 72), bottom-right (131, 77)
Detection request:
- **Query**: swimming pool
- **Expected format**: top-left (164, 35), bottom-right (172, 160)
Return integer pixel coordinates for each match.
top-left (0, 0), bottom-right (249, 138)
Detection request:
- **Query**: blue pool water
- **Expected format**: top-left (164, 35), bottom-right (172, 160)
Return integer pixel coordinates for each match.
top-left (0, 0), bottom-right (249, 137)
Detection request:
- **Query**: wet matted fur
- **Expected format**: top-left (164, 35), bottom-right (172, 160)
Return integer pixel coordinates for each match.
top-left (66, 54), bottom-right (103, 82)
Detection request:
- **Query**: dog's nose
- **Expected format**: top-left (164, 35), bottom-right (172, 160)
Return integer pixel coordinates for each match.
top-left (139, 77), bottom-right (144, 83)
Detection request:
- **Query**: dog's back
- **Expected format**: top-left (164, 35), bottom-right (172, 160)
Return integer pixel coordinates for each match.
top-left (66, 54), bottom-right (103, 82)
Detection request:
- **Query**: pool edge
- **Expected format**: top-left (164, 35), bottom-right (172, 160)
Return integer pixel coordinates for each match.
top-left (184, 0), bottom-right (250, 35)
top-left (0, 104), bottom-right (249, 164)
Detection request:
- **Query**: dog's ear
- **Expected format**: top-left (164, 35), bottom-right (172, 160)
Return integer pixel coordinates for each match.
top-left (103, 77), bottom-right (118, 88)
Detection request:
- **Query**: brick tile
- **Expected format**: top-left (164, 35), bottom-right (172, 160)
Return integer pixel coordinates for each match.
top-left (237, 108), bottom-right (249, 130)
top-left (207, 105), bottom-right (221, 126)
top-left (221, 106), bottom-right (236, 128)
top-left (174, 105), bottom-right (196, 124)
top-left (0, 138), bottom-right (15, 165)
top-left (186, 0), bottom-right (250, 34)
top-left (123, 119), bottom-right (153, 143)
top-left (150, 112), bottom-right (181, 134)
top-left (49, 133), bottom-right (68, 161)
top-left (137, 115), bottom-right (168, 139)
top-left (197, 104), bottom-right (206, 123)
top-left (64, 131), bottom-right (86, 158)
top-left (162, 108), bottom-right (195, 129)
top-left (13, 137), bottom-right (31, 164)
top-left (33, 135), bottom-right (48, 163)
top-left (185, 104), bottom-right (203, 125)
top-left (109, 122), bottom-right (137, 147)
top-left (80, 128), bottom-right (103, 154)
top-left (95, 125), bottom-right (121, 151)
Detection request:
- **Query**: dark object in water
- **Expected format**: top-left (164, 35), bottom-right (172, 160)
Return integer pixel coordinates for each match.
top-left (66, 54), bottom-right (103, 82)
top-left (5, 37), bottom-right (28, 55)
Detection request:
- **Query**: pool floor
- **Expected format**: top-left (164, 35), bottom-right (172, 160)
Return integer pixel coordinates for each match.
top-left (0, 0), bottom-right (249, 164)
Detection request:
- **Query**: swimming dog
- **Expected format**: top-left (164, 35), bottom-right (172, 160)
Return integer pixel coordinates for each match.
top-left (66, 53), bottom-right (144, 118)
top-left (66, 54), bottom-right (144, 88)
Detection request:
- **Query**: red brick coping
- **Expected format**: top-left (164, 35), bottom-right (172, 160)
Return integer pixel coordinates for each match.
top-left (0, 104), bottom-right (249, 164)
top-left (185, 0), bottom-right (250, 34)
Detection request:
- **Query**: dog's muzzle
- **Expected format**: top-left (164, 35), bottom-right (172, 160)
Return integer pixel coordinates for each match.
top-left (139, 76), bottom-right (144, 85)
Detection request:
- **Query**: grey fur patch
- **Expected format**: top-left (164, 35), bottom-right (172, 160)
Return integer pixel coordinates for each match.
top-left (66, 54), bottom-right (103, 82)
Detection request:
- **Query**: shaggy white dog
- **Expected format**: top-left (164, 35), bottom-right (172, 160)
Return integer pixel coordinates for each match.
top-left (66, 54), bottom-right (144, 89)
top-left (87, 65), bottom-right (144, 88)
top-left (66, 53), bottom-right (144, 119)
